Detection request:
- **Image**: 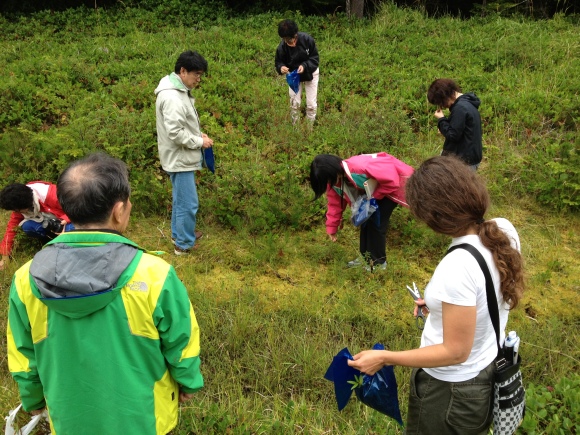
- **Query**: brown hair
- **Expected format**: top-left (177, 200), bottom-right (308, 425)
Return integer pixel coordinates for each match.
top-left (406, 156), bottom-right (524, 309)
top-left (427, 78), bottom-right (461, 107)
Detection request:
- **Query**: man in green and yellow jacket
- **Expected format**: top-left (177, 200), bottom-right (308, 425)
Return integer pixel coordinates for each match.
top-left (7, 153), bottom-right (203, 434)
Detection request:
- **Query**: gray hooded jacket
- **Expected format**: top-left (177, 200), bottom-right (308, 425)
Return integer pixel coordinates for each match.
top-left (155, 72), bottom-right (204, 172)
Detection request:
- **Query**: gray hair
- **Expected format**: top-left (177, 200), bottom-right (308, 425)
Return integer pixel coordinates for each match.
top-left (57, 153), bottom-right (130, 225)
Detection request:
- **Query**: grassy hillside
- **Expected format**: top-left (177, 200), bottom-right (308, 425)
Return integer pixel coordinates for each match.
top-left (0, 4), bottom-right (579, 433)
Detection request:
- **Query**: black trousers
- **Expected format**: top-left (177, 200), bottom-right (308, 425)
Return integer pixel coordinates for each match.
top-left (359, 197), bottom-right (397, 265)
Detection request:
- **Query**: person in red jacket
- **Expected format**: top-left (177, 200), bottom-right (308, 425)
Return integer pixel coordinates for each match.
top-left (310, 152), bottom-right (414, 271)
top-left (0, 182), bottom-right (74, 269)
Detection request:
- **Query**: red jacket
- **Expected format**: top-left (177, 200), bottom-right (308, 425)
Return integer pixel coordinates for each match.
top-left (325, 153), bottom-right (414, 235)
top-left (1, 182), bottom-right (70, 256)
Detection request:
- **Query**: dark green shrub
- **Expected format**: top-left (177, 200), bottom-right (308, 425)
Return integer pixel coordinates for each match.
top-left (520, 374), bottom-right (580, 434)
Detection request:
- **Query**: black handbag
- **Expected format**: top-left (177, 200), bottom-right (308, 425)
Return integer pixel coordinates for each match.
top-left (447, 243), bottom-right (526, 435)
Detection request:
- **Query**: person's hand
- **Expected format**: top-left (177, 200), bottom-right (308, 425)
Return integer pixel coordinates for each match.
top-left (179, 391), bottom-right (195, 403)
top-left (281, 66), bottom-right (289, 74)
top-left (30, 407), bottom-right (46, 416)
top-left (347, 350), bottom-right (387, 376)
top-left (59, 220), bottom-right (68, 235)
top-left (297, 65), bottom-right (304, 74)
top-left (434, 108), bottom-right (445, 119)
top-left (328, 233), bottom-right (337, 242)
top-left (413, 298), bottom-right (429, 317)
top-left (202, 135), bottom-right (214, 149)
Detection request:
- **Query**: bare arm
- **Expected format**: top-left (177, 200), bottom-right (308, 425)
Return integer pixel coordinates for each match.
top-left (348, 303), bottom-right (476, 375)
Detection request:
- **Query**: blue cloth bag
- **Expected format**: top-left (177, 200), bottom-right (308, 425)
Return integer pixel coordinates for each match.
top-left (324, 343), bottom-right (404, 426)
top-left (286, 70), bottom-right (300, 94)
top-left (202, 147), bottom-right (215, 174)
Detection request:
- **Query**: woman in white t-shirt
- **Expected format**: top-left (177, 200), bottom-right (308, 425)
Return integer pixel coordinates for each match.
top-left (348, 155), bottom-right (525, 434)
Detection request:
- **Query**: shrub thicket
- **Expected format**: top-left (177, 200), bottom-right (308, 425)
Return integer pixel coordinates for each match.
top-left (0, 5), bottom-right (578, 229)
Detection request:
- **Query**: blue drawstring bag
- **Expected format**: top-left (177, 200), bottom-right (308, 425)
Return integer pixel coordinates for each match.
top-left (324, 343), bottom-right (404, 426)
top-left (286, 70), bottom-right (300, 94)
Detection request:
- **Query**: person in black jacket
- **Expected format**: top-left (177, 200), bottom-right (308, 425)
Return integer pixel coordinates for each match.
top-left (275, 19), bottom-right (320, 124)
top-left (428, 79), bottom-right (483, 169)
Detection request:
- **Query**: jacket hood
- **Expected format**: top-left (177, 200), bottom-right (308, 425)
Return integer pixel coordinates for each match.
top-left (28, 232), bottom-right (143, 319)
top-left (154, 72), bottom-right (188, 95)
top-left (457, 92), bottom-right (481, 109)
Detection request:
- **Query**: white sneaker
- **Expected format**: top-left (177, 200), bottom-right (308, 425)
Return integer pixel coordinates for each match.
top-left (365, 262), bottom-right (387, 272)
top-left (347, 258), bottom-right (364, 268)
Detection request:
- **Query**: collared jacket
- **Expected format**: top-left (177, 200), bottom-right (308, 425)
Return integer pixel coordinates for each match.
top-left (7, 231), bottom-right (203, 435)
top-left (0, 182), bottom-right (70, 256)
top-left (155, 72), bottom-right (204, 172)
top-left (437, 93), bottom-right (483, 165)
top-left (275, 32), bottom-right (319, 82)
top-left (325, 153), bottom-right (414, 235)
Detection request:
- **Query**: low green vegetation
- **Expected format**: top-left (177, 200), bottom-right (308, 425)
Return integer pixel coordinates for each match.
top-left (0, 3), bottom-right (578, 434)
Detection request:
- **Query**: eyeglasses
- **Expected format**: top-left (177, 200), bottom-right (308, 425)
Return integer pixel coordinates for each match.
top-left (191, 71), bottom-right (204, 79)
top-left (283, 35), bottom-right (297, 43)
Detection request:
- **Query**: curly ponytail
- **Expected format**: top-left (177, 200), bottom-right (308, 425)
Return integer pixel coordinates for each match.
top-left (478, 220), bottom-right (524, 309)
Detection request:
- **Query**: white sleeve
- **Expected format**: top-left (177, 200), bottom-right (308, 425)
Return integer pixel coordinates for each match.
top-left (428, 251), bottom-right (484, 307)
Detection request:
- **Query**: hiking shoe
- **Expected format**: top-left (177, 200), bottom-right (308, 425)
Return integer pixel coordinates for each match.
top-left (174, 245), bottom-right (198, 256)
top-left (347, 258), bottom-right (364, 268)
top-left (366, 262), bottom-right (387, 272)
top-left (172, 231), bottom-right (203, 246)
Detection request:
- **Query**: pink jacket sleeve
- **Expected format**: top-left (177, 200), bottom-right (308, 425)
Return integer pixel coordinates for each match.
top-left (325, 184), bottom-right (347, 235)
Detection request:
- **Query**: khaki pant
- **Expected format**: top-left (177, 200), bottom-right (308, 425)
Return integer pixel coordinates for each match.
top-left (289, 68), bottom-right (319, 123)
top-left (405, 361), bottom-right (494, 435)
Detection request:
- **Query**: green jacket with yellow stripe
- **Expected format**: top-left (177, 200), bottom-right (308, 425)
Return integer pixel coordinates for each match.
top-left (7, 231), bottom-right (203, 434)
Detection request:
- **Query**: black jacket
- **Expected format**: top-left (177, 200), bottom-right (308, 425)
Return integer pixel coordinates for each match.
top-left (275, 32), bottom-right (319, 82)
top-left (437, 93), bottom-right (483, 165)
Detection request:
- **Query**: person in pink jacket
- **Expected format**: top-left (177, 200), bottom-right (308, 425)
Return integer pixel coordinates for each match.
top-left (0, 182), bottom-right (74, 269)
top-left (309, 153), bottom-right (414, 271)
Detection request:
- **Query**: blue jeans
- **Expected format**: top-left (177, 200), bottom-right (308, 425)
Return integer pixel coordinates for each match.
top-left (21, 220), bottom-right (75, 242)
top-left (168, 171), bottom-right (199, 250)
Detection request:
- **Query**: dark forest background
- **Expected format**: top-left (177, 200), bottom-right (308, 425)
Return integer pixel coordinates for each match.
top-left (1, 0), bottom-right (578, 18)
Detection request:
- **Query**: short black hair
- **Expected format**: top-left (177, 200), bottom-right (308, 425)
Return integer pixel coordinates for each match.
top-left (0, 183), bottom-right (34, 211)
top-left (57, 153), bottom-right (131, 226)
top-left (278, 19), bottom-right (299, 38)
top-left (174, 50), bottom-right (208, 74)
top-left (309, 154), bottom-right (344, 200)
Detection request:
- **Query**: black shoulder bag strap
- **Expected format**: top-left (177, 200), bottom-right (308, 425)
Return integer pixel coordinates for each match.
top-left (447, 243), bottom-right (525, 404)
top-left (446, 243), bottom-right (502, 356)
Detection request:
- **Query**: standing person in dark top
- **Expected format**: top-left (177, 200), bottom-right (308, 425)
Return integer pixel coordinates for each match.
top-left (428, 78), bottom-right (483, 170)
top-left (275, 19), bottom-right (320, 125)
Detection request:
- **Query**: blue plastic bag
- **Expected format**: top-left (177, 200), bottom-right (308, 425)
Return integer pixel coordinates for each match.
top-left (323, 347), bottom-right (360, 411)
top-left (350, 196), bottom-right (379, 227)
top-left (354, 343), bottom-right (404, 426)
top-left (324, 343), bottom-right (403, 426)
top-left (286, 70), bottom-right (300, 94)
